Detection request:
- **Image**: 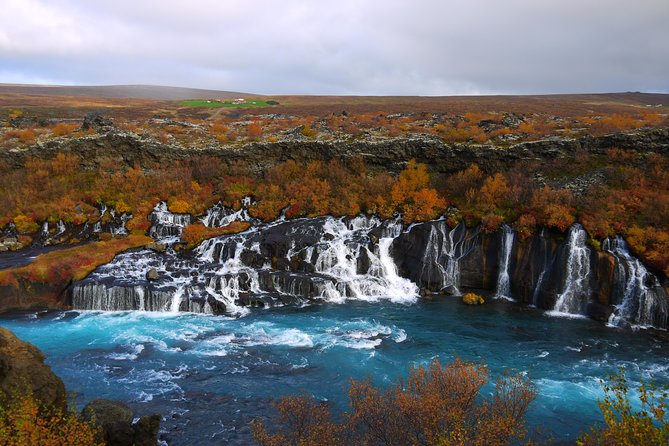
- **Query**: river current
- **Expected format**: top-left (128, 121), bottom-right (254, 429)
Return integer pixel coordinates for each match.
top-left (1, 298), bottom-right (667, 444)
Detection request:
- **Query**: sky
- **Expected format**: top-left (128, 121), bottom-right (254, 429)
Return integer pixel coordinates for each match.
top-left (1, 0), bottom-right (668, 95)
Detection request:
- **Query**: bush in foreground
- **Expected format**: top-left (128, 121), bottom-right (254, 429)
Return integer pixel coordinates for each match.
top-left (252, 358), bottom-right (537, 446)
top-left (0, 388), bottom-right (102, 446)
top-left (578, 370), bottom-right (669, 446)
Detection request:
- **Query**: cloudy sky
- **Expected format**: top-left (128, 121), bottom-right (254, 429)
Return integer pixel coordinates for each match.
top-left (1, 0), bottom-right (667, 95)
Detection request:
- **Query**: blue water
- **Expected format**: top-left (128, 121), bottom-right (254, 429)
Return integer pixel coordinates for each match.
top-left (1, 299), bottom-right (668, 444)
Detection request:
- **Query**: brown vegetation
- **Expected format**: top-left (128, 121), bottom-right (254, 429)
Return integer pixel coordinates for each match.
top-left (251, 358), bottom-right (537, 446)
top-left (578, 371), bottom-right (669, 446)
top-left (0, 388), bottom-right (102, 446)
top-left (0, 235), bottom-right (151, 287)
top-left (181, 221), bottom-right (251, 249)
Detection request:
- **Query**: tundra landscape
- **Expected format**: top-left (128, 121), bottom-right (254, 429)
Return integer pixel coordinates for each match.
top-left (1, 1), bottom-right (668, 445)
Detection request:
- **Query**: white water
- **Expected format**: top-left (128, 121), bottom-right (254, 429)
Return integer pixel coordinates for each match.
top-left (201, 198), bottom-right (253, 228)
top-left (310, 217), bottom-right (418, 303)
top-left (419, 222), bottom-right (477, 294)
top-left (604, 237), bottom-right (668, 329)
top-left (531, 229), bottom-right (552, 307)
top-left (494, 224), bottom-right (515, 300)
top-left (149, 202), bottom-right (191, 240)
top-left (550, 225), bottom-right (591, 317)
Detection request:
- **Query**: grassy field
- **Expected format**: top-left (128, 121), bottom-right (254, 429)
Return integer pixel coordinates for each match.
top-left (179, 98), bottom-right (277, 108)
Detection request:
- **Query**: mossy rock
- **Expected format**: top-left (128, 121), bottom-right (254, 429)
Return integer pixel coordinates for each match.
top-left (462, 292), bottom-right (485, 305)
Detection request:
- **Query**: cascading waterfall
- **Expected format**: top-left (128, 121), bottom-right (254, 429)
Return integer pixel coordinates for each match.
top-left (201, 198), bottom-right (253, 228)
top-left (73, 211), bottom-right (419, 314)
top-left (149, 202), bottom-right (191, 240)
top-left (68, 203), bottom-right (668, 329)
top-left (603, 237), bottom-right (668, 329)
top-left (494, 224), bottom-right (514, 300)
top-left (551, 225), bottom-right (591, 316)
top-left (306, 217), bottom-right (418, 303)
top-left (418, 221), bottom-right (478, 294)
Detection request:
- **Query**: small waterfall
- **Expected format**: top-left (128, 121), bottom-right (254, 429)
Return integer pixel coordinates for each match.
top-left (551, 225), bottom-right (591, 316)
top-left (201, 199), bottom-right (253, 228)
top-left (494, 224), bottom-right (514, 301)
top-left (56, 220), bottom-right (66, 235)
top-left (149, 202), bottom-right (191, 240)
top-left (604, 237), bottom-right (668, 329)
top-left (418, 221), bottom-right (477, 294)
top-left (531, 230), bottom-right (553, 307)
top-left (311, 218), bottom-right (418, 303)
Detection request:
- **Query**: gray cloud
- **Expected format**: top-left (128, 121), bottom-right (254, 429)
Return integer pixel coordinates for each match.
top-left (0, 0), bottom-right (667, 94)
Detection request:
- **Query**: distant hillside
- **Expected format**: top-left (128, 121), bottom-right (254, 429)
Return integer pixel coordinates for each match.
top-left (0, 84), bottom-right (251, 100)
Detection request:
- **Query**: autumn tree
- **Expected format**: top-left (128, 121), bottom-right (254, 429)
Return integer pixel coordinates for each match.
top-left (579, 370), bottom-right (669, 446)
top-left (252, 358), bottom-right (537, 446)
top-left (391, 160), bottom-right (446, 223)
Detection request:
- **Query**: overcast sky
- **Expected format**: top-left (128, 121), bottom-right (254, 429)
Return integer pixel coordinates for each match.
top-left (1, 0), bottom-right (667, 95)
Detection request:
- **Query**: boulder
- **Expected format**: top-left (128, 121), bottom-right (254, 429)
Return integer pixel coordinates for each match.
top-left (462, 292), bottom-right (485, 305)
top-left (81, 112), bottom-right (113, 131)
top-left (82, 399), bottom-right (161, 446)
top-left (0, 327), bottom-right (67, 411)
top-left (145, 268), bottom-right (160, 281)
top-left (146, 242), bottom-right (167, 253)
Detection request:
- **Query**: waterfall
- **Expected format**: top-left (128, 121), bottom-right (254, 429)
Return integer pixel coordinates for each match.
top-left (603, 237), bottom-right (668, 329)
top-left (73, 214), bottom-right (419, 314)
top-left (200, 199), bottom-right (253, 228)
top-left (494, 224), bottom-right (514, 301)
top-left (56, 220), bottom-right (66, 235)
top-left (417, 221), bottom-right (478, 294)
top-left (530, 230), bottom-right (555, 308)
top-left (551, 225), bottom-right (591, 316)
top-left (149, 202), bottom-right (191, 241)
top-left (310, 218), bottom-right (418, 303)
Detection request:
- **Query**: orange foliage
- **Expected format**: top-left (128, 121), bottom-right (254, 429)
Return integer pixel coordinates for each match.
top-left (6, 128), bottom-right (37, 144)
top-left (247, 122), bottom-right (263, 138)
top-left (52, 122), bottom-right (78, 137)
top-left (0, 235), bottom-right (151, 286)
top-left (0, 388), bottom-right (102, 446)
top-left (168, 199), bottom-right (192, 214)
top-left (252, 358), bottom-right (537, 446)
top-left (181, 221), bottom-right (251, 249)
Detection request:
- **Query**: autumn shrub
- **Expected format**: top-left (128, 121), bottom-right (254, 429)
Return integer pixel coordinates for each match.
top-left (0, 235), bottom-right (151, 286)
top-left (5, 128), bottom-right (36, 144)
top-left (578, 370), bottom-right (669, 446)
top-left (12, 215), bottom-right (39, 234)
top-left (168, 199), bottom-right (192, 214)
top-left (252, 358), bottom-right (537, 446)
top-left (0, 388), bottom-right (103, 446)
top-left (247, 122), bottom-right (263, 139)
top-left (181, 221), bottom-right (251, 249)
top-left (51, 122), bottom-right (78, 137)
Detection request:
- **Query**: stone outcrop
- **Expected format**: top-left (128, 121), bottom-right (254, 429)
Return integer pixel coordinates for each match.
top-left (1, 127), bottom-right (667, 176)
top-left (0, 326), bottom-right (67, 411)
top-left (82, 399), bottom-right (161, 446)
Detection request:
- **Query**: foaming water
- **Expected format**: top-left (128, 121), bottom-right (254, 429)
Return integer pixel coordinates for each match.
top-left (1, 299), bottom-right (668, 445)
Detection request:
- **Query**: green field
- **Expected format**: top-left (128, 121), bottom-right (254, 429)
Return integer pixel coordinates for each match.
top-left (179, 99), bottom-right (277, 108)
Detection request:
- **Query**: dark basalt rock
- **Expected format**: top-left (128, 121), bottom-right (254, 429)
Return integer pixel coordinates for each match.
top-left (146, 268), bottom-right (160, 281)
top-left (81, 112), bottom-right (114, 131)
top-left (82, 399), bottom-right (161, 446)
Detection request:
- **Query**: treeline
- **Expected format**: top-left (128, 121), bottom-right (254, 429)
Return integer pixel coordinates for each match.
top-left (1, 148), bottom-right (668, 275)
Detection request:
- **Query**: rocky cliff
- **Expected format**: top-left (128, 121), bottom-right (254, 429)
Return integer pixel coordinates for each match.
top-left (1, 127), bottom-right (668, 175)
top-left (0, 326), bottom-right (67, 411)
